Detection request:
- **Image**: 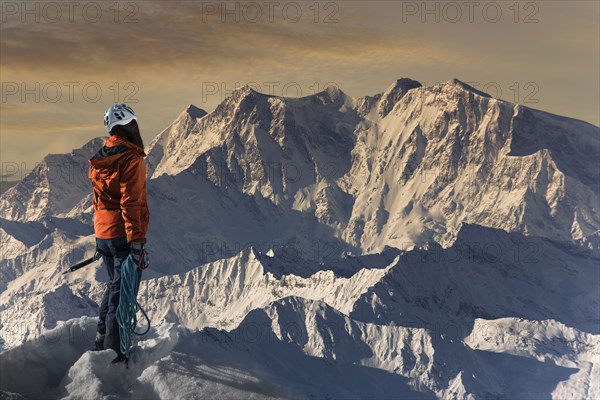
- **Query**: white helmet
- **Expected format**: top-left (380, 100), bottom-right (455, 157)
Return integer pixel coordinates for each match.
top-left (104, 103), bottom-right (137, 132)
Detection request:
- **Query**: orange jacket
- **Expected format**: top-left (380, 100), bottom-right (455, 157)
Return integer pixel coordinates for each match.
top-left (89, 135), bottom-right (149, 243)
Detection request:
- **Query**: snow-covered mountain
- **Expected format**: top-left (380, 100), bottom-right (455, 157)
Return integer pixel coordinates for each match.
top-left (143, 77), bottom-right (600, 256)
top-left (1, 78), bottom-right (598, 399)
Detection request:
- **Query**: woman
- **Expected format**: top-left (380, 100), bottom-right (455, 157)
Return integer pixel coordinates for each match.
top-left (89, 103), bottom-right (149, 363)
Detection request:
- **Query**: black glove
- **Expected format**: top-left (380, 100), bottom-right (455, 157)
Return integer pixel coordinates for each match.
top-left (130, 242), bottom-right (149, 270)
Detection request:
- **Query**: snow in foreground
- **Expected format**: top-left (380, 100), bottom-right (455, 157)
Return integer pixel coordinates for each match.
top-left (0, 313), bottom-right (431, 400)
top-left (2, 293), bottom-right (598, 399)
top-left (1, 225), bottom-right (599, 399)
top-left (0, 317), bottom-right (285, 400)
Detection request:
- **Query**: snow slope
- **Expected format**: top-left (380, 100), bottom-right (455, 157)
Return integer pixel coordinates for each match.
top-left (1, 294), bottom-right (593, 399)
top-left (1, 224), bottom-right (597, 399)
top-left (1, 77), bottom-right (599, 399)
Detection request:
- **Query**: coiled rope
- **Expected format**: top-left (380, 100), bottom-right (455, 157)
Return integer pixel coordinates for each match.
top-left (116, 255), bottom-right (150, 358)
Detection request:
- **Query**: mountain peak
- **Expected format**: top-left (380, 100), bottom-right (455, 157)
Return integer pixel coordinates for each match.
top-left (212, 85), bottom-right (264, 117)
top-left (307, 84), bottom-right (348, 108)
top-left (446, 78), bottom-right (492, 98)
top-left (388, 77), bottom-right (422, 92)
top-left (321, 83), bottom-right (345, 99)
top-left (238, 84), bottom-right (259, 94)
top-left (185, 104), bottom-right (207, 119)
top-left (0, 137), bottom-right (104, 221)
top-left (229, 84), bottom-right (261, 101)
top-left (378, 77), bottom-right (422, 117)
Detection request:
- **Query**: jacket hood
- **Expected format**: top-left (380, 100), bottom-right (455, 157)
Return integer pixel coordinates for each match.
top-left (89, 135), bottom-right (146, 169)
top-left (105, 135), bottom-right (146, 156)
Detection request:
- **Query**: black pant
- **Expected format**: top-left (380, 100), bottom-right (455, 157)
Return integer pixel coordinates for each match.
top-left (96, 236), bottom-right (141, 355)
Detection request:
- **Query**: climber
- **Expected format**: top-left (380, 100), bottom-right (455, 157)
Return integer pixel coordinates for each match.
top-left (89, 103), bottom-right (149, 363)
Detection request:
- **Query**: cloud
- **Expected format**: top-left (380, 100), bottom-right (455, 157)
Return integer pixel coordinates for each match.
top-left (0, 2), bottom-right (446, 82)
top-left (1, 1), bottom-right (598, 169)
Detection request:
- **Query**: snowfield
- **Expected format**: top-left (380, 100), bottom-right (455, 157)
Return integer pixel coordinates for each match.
top-left (1, 78), bottom-right (599, 399)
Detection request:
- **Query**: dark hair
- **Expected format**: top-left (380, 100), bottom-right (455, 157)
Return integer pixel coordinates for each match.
top-left (110, 120), bottom-right (144, 149)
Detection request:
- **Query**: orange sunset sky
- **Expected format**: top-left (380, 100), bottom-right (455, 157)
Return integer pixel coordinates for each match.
top-left (1, 0), bottom-right (599, 177)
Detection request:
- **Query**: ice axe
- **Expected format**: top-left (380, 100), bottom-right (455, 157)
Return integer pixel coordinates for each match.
top-left (62, 251), bottom-right (101, 274)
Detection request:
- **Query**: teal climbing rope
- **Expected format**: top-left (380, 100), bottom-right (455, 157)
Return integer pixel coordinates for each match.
top-left (116, 255), bottom-right (150, 358)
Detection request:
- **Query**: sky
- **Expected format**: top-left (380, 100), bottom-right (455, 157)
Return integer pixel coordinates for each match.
top-left (1, 0), bottom-right (599, 179)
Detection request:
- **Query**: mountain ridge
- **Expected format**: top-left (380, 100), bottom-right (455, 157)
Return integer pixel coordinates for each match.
top-left (2, 78), bottom-right (598, 279)
top-left (1, 77), bottom-right (598, 399)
